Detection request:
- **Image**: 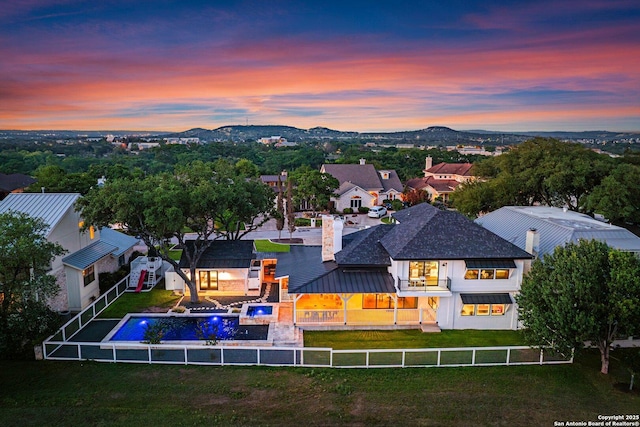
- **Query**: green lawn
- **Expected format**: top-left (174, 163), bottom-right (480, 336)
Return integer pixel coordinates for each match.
top-left (97, 288), bottom-right (181, 319)
top-left (167, 249), bottom-right (182, 261)
top-left (254, 239), bottom-right (290, 252)
top-left (1, 350), bottom-right (637, 426)
top-left (304, 329), bottom-right (527, 349)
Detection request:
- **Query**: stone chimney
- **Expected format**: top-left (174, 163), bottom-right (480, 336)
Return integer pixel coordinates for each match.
top-left (525, 228), bottom-right (540, 258)
top-left (321, 215), bottom-right (344, 262)
top-left (425, 156), bottom-right (433, 170)
top-left (359, 158), bottom-right (366, 165)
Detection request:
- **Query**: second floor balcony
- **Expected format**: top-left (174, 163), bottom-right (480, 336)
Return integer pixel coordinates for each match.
top-left (397, 277), bottom-right (451, 294)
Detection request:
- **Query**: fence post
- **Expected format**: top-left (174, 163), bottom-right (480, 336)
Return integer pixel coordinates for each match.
top-left (330, 349), bottom-right (334, 367)
top-left (402, 350), bottom-right (406, 368)
top-left (539, 348), bottom-right (544, 365)
top-left (437, 349), bottom-right (441, 366)
top-left (257, 348), bottom-right (261, 365)
top-left (112, 344), bottom-right (117, 362)
top-left (221, 347), bottom-right (225, 366)
top-left (184, 347), bottom-right (188, 365)
top-left (366, 351), bottom-right (370, 367)
top-left (472, 349), bottom-right (476, 366)
top-left (148, 346), bottom-right (152, 364)
top-left (506, 348), bottom-right (511, 366)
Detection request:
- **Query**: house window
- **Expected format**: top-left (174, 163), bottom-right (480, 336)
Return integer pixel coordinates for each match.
top-left (199, 271), bottom-right (218, 290)
top-left (83, 265), bottom-right (95, 287)
top-left (350, 198), bottom-right (362, 209)
top-left (362, 294), bottom-right (417, 309)
top-left (464, 268), bottom-right (510, 280)
top-left (464, 269), bottom-right (479, 280)
top-left (118, 254), bottom-right (125, 267)
top-left (410, 261), bottom-right (438, 284)
top-left (461, 303), bottom-right (506, 316)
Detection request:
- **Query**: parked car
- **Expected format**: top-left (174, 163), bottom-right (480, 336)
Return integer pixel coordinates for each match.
top-left (368, 206), bottom-right (388, 218)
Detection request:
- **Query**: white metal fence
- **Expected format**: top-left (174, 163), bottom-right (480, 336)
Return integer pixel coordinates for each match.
top-left (44, 275), bottom-right (130, 344)
top-left (43, 341), bottom-right (573, 368)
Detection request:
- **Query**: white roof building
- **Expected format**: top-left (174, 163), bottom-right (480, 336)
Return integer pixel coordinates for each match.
top-left (475, 206), bottom-right (640, 257)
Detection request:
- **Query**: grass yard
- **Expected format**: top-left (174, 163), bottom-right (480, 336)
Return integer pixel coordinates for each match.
top-left (1, 350), bottom-right (637, 426)
top-left (97, 287), bottom-right (181, 319)
top-left (304, 329), bottom-right (527, 349)
top-left (167, 249), bottom-right (182, 261)
top-left (254, 239), bottom-right (290, 252)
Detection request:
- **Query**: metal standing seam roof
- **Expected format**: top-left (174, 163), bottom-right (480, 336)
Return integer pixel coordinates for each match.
top-left (290, 268), bottom-right (396, 294)
top-left (475, 206), bottom-right (640, 257)
top-left (99, 227), bottom-right (138, 256)
top-left (62, 241), bottom-right (118, 270)
top-left (460, 293), bottom-right (513, 305)
top-left (0, 193), bottom-right (80, 236)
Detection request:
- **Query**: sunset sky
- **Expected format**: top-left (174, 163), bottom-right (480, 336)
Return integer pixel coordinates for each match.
top-left (1, 0), bottom-right (639, 132)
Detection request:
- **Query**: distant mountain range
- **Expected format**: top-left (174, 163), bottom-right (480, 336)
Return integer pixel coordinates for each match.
top-left (158, 125), bottom-right (640, 145)
top-left (2, 126), bottom-right (638, 145)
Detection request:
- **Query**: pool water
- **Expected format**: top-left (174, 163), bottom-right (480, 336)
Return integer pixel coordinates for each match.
top-left (109, 315), bottom-right (268, 342)
top-left (246, 305), bottom-right (273, 316)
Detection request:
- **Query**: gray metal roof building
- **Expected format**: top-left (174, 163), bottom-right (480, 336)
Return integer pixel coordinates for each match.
top-left (475, 206), bottom-right (640, 257)
top-left (0, 193), bottom-right (80, 236)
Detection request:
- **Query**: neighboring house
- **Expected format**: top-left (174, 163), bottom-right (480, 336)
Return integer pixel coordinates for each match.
top-left (0, 173), bottom-right (36, 200)
top-left (169, 240), bottom-right (262, 297)
top-left (475, 206), bottom-right (640, 258)
top-left (0, 193), bottom-right (137, 312)
top-left (260, 171), bottom-right (288, 194)
top-left (405, 156), bottom-right (474, 203)
top-left (320, 159), bottom-right (403, 212)
top-left (274, 203), bottom-right (532, 330)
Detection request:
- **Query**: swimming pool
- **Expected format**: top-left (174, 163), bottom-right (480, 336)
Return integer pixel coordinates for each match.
top-left (246, 305), bottom-right (273, 316)
top-left (107, 314), bottom-right (269, 342)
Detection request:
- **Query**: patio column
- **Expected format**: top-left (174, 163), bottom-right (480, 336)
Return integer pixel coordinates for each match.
top-left (340, 294), bottom-right (353, 325)
top-left (293, 294), bottom-right (303, 325)
top-left (391, 294), bottom-right (398, 324)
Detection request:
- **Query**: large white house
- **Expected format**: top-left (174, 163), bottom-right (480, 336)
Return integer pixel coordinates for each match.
top-left (320, 159), bottom-right (404, 212)
top-left (274, 203), bottom-right (532, 330)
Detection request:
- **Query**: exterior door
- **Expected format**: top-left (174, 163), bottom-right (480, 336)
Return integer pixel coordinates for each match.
top-left (199, 271), bottom-right (218, 290)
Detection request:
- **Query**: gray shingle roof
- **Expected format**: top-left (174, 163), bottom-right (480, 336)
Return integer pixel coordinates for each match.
top-left (321, 164), bottom-right (383, 191)
top-left (382, 203), bottom-right (532, 260)
top-left (178, 240), bottom-right (255, 269)
top-left (378, 170), bottom-right (403, 193)
top-left (335, 225), bottom-right (393, 266)
top-left (475, 206), bottom-right (640, 256)
top-left (0, 173), bottom-right (36, 192)
top-left (0, 193), bottom-right (80, 236)
top-left (62, 240), bottom-right (118, 270)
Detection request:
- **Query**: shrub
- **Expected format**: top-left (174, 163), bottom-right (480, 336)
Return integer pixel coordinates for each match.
top-left (343, 207), bottom-right (353, 214)
top-left (391, 199), bottom-right (404, 211)
top-left (357, 206), bottom-right (369, 214)
top-left (98, 266), bottom-right (129, 294)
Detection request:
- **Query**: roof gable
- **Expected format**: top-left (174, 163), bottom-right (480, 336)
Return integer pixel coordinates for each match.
top-left (0, 193), bottom-right (80, 236)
